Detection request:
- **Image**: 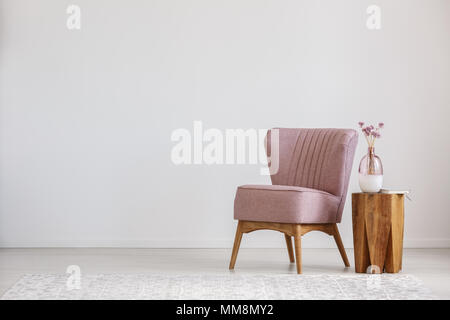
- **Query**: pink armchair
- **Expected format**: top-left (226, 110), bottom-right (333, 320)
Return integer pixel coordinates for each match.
top-left (229, 128), bottom-right (358, 274)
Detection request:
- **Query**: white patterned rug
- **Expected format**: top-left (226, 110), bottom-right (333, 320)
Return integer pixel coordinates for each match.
top-left (1, 273), bottom-right (433, 300)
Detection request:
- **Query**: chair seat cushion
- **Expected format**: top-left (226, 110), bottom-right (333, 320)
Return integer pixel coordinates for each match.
top-left (234, 185), bottom-right (341, 224)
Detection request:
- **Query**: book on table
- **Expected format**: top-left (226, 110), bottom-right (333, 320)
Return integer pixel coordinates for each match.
top-left (379, 188), bottom-right (411, 200)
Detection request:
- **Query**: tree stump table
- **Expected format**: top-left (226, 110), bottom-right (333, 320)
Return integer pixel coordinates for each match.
top-left (352, 193), bottom-right (405, 273)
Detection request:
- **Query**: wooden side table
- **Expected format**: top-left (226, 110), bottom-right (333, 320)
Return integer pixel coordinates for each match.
top-left (352, 193), bottom-right (405, 273)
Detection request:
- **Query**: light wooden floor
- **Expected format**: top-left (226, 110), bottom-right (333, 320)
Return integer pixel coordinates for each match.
top-left (0, 248), bottom-right (449, 299)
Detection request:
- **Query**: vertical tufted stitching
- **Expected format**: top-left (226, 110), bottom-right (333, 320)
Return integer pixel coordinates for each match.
top-left (300, 129), bottom-right (321, 188)
top-left (293, 130), bottom-right (314, 186)
top-left (313, 130), bottom-right (333, 189)
top-left (335, 133), bottom-right (357, 222)
top-left (285, 131), bottom-right (301, 185)
top-left (312, 130), bottom-right (331, 189)
top-left (280, 129), bottom-right (355, 196)
top-left (317, 130), bottom-right (340, 193)
top-left (287, 130), bottom-right (307, 186)
top-left (306, 129), bottom-right (326, 188)
top-left (266, 128), bottom-right (358, 222)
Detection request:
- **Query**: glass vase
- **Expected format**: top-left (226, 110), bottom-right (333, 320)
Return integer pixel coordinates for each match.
top-left (358, 147), bottom-right (383, 192)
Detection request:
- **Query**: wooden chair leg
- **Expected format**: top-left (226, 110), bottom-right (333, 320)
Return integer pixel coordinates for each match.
top-left (284, 234), bottom-right (295, 263)
top-left (229, 221), bottom-right (243, 270)
top-left (332, 224), bottom-right (350, 267)
top-left (293, 225), bottom-right (302, 274)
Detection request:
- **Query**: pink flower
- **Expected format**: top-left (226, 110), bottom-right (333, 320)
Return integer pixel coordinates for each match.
top-left (358, 121), bottom-right (383, 146)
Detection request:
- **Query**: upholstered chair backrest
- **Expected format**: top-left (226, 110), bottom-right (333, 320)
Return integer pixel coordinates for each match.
top-left (266, 128), bottom-right (358, 222)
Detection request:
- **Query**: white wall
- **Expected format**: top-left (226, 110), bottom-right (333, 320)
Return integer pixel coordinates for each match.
top-left (1, 0), bottom-right (449, 248)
